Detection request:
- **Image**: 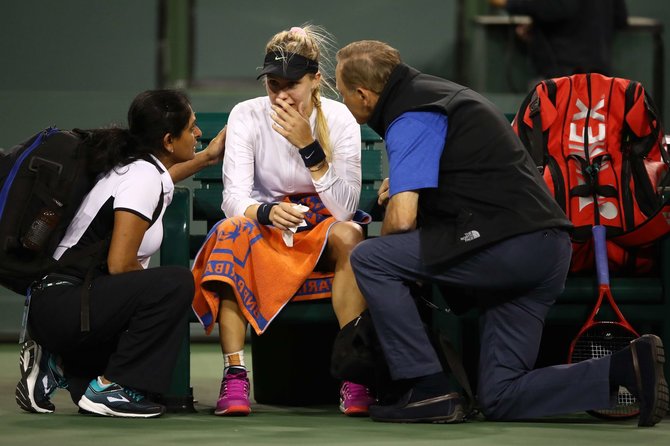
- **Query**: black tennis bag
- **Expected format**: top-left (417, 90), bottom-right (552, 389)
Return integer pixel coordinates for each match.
top-left (331, 308), bottom-right (478, 412)
top-left (0, 127), bottom-right (94, 294)
top-left (330, 310), bottom-right (391, 390)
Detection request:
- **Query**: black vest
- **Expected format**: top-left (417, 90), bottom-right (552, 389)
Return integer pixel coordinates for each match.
top-left (368, 64), bottom-right (572, 267)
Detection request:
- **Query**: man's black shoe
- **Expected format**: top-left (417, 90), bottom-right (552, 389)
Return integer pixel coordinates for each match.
top-left (629, 335), bottom-right (669, 427)
top-left (369, 388), bottom-right (465, 423)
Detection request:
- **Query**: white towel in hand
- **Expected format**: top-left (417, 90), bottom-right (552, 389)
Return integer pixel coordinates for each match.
top-left (282, 204), bottom-right (309, 247)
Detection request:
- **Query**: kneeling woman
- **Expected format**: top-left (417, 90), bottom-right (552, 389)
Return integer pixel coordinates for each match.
top-left (17, 90), bottom-right (225, 418)
top-left (191, 25), bottom-right (372, 416)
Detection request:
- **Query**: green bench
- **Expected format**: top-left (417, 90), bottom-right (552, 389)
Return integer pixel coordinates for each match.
top-left (159, 112), bottom-right (385, 409)
top-left (159, 111), bottom-right (670, 411)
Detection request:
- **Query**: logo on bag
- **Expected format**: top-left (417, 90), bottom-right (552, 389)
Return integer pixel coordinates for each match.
top-left (459, 230), bottom-right (480, 243)
top-left (569, 98), bottom-right (606, 158)
top-left (569, 96), bottom-right (619, 221)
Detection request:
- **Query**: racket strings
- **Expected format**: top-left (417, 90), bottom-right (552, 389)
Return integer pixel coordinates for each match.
top-left (571, 323), bottom-right (639, 417)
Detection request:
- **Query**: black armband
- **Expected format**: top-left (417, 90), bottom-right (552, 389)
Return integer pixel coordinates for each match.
top-left (256, 202), bottom-right (278, 225)
top-left (298, 140), bottom-right (326, 168)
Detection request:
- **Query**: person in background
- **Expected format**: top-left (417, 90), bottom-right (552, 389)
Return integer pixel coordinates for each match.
top-left (489, 0), bottom-right (628, 79)
top-left (190, 25), bottom-right (374, 417)
top-left (334, 39), bottom-right (668, 426)
top-left (16, 90), bottom-right (225, 418)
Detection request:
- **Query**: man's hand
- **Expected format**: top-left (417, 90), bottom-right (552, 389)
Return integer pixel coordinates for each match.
top-left (381, 190), bottom-right (419, 236)
top-left (377, 178), bottom-right (390, 207)
top-left (270, 98), bottom-right (314, 148)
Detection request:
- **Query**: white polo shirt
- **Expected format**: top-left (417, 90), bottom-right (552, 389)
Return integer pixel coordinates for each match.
top-left (53, 155), bottom-right (174, 270)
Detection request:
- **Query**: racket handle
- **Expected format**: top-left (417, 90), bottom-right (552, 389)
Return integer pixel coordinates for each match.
top-left (592, 225), bottom-right (610, 286)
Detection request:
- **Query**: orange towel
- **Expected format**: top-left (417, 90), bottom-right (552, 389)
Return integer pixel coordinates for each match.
top-left (191, 195), bottom-right (339, 335)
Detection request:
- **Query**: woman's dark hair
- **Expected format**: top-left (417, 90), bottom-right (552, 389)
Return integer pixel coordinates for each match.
top-left (85, 90), bottom-right (192, 175)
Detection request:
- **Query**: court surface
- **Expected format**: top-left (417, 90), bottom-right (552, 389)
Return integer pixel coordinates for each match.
top-left (0, 342), bottom-right (668, 446)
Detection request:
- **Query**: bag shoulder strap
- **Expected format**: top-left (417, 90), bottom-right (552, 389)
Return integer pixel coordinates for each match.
top-left (78, 173), bottom-right (164, 332)
top-left (435, 331), bottom-right (478, 418)
top-left (417, 294), bottom-right (479, 417)
top-left (518, 80), bottom-right (557, 173)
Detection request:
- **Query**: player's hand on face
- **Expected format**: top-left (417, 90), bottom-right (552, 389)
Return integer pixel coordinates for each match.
top-left (270, 98), bottom-right (314, 148)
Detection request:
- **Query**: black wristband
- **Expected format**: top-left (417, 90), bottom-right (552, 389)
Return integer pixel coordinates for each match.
top-left (256, 202), bottom-right (278, 225)
top-left (298, 140), bottom-right (326, 168)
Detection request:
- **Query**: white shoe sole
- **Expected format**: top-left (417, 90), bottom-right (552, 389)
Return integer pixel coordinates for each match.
top-left (16, 341), bottom-right (53, 414)
top-left (78, 395), bottom-right (163, 418)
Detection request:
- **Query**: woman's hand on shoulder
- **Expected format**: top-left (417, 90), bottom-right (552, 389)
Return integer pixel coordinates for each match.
top-left (168, 126), bottom-right (226, 183)
top-left (202, 126), bottom-right (227, 166)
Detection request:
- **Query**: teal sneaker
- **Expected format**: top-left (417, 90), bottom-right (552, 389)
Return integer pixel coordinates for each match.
top-left (15, 340), bottom-right (67, 413)
top-left (78, 378), bottom-right (165, 418)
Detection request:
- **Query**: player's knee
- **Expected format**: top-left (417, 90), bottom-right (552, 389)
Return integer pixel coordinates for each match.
top-left (329, 222), bottom-right (364, 250)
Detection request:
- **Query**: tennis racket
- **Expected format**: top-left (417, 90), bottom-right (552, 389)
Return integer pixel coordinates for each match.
top-left (567, 224), bottom-right (640, 419)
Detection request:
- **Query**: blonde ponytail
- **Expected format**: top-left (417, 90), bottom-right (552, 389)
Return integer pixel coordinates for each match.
top-left (312, 88), bottom-right (332, 162)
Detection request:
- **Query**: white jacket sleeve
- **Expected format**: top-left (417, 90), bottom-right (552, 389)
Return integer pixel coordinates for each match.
top-left (221, 106), bottom-right (258, 217)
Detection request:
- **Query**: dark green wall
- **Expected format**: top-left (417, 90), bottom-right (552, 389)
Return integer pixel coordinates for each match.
top-left (467, 1), bottom-right (669, 115)
top-left (0, 0), bottom-right (458, 150)
top-left (0, 0), bottom-right (157, 151)
top-left (194, 0), bottom-right (457, 80)
top-left (1, 0), bottom-right (668, 151)
top-left (188, 0), bottom-right (458, 114)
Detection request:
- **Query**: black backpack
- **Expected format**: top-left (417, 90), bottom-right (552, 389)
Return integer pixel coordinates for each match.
top-left (0, 127), bottom-right (95, 295)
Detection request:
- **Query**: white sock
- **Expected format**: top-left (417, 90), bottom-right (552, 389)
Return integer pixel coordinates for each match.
top-left (224, 349), bottom-right (246, 374)
top-left (96, 376), bottom-right (111, 389)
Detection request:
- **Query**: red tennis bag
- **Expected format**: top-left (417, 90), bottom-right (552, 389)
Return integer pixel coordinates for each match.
top-left (513, 73), bottom-right (670, 273)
